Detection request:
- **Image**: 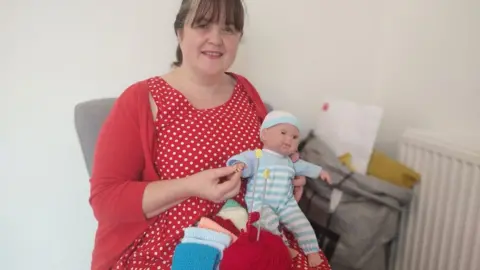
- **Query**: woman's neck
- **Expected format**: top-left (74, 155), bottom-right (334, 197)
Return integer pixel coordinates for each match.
top-left (173, 66), bottom-right (227, 95)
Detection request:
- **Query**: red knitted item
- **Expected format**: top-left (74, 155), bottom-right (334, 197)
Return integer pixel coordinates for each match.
top-left (210, 216), bottom-right (241, 236)
top-left (219, 212), bottom-right (291, 270)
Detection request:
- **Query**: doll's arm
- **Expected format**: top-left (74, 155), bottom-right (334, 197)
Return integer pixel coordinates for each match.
top-left (294, 159), bottom-right (332, 184)
top-left (293, 159), bottom-right (322, 178)
top-left (226, 150), bottom-right (257, 178)
top-left (294, 159), bottom-right (322, 178)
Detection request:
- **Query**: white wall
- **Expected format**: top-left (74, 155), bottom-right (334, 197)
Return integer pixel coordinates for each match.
top-left (373, 0), bottom-right (480, 154)
top-left (240, 0), bottom-right (480, 155)
top-left (2, 1), bottom-right (178, 269)
top-left (239, 0), bottom-right (387, 130)
top-left (2, 0), bottom-right (479, 269)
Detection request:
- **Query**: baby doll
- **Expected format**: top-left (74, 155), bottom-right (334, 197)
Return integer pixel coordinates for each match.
top-left (226, 110), bottom-right (331, 267)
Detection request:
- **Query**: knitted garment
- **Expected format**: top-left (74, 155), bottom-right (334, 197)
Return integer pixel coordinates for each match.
top-left (198, 217), bottom-right (239, 242)
top-left (181, 238), bottom-right (227, 255)
top-left (210, 216), bottom-right (241, 237)
top-left (173, 227), bottom-right (233, 269)
top-left (222, 199), bottom-right (242, 209)
top-left (172, 243), bottom-right (220, 270)
top-left (183, 227), bottom-right (232, 247)
top-left (217, 205), bottom-right (249, 232)
top-left (219, 218), bottom-right (291, 270)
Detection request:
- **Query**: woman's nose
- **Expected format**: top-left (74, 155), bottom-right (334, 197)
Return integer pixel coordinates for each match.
top-left (206, 26), bottom-right (223, 45)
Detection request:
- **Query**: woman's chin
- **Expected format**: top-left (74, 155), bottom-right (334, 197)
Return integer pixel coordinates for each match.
top-left (197, 67), bottom-right (225, 76)
top-left (197, 61), bottom-right (231, 75)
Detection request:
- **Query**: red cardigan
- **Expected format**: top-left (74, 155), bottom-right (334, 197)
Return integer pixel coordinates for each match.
top-left (89, 74), bottom-right (267, 270)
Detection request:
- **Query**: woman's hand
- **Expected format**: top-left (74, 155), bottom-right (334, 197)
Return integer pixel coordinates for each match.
top-left (190, 166), bottom-right (243, 203)
top-left (290, 151), bottom-right (300, 162)
top-left (293, 175), bottom-right (307, 202)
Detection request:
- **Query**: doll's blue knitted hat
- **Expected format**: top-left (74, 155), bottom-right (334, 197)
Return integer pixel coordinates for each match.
top-left (260, 110), bottom-right (300, 132)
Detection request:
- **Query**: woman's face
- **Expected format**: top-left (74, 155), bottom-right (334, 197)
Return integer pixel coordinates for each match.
top-left (178, 12), bottom-right (242, 76)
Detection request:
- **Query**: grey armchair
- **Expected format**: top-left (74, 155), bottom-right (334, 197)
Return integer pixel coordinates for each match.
top-left (74, 98), bottom-right (116, 177)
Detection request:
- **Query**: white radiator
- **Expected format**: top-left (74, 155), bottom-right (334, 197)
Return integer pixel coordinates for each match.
top-left (393, 129), bottom-right (480, 270)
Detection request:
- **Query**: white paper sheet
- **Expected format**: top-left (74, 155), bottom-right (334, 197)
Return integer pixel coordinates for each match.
top-left (315, 99), bottom-right (384, 175)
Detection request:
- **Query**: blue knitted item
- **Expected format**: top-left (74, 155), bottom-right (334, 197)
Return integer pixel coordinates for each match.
top-left (171, 242), bottom-right (220, 270)
top-left (181, 238), bottom-right (227, 253)
top-left (183, 227), bottom-right (231, 246)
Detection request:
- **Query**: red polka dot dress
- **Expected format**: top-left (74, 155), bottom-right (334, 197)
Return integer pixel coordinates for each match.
top-left (114, 77), bottom-right (331, 270)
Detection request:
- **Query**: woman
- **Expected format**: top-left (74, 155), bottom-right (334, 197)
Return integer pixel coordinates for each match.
top-left (89, 0), bottom-right (331, 269)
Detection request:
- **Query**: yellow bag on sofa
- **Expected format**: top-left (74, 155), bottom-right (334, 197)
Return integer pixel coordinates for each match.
top-left (367, 150), bottom-right (421, 189)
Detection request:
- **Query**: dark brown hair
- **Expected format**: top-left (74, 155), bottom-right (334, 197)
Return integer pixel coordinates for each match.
top-left (172, 0), bottom-right (245, 67)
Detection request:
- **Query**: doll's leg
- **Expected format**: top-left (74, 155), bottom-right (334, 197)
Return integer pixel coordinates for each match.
top-left (260, 208), bottom-right (291, 248)
top-left (278, 198), bottom-right (322, 265)
top-left (255, 205), bottom-right (298, 258)
top-left (257, 205), bottom-right (281, 235)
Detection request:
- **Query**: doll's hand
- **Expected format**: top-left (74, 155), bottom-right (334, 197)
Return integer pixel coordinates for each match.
top-left (320, 170), bottom-right (332, 184)
top-left (233, 162), bottom-right (246, 173)
top-left (290, 151), bottom-right (300, 162)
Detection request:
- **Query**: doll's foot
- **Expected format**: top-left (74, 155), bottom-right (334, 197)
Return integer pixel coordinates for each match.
top-left (289, 248), bottom-right (299, 258)
top-left (307, 253), bottom-right (323, 267)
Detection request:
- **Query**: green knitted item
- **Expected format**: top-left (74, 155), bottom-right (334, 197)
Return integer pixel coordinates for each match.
top-left (222, 199), bottom-right (241, 210)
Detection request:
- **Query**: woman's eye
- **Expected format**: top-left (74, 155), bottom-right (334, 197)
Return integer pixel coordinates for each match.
top-left (281, 131), bottom-right (286, 135)
top-left (223, 26), bottom-right (235, 33)
top-left (194, 22), bottom-right (209, 29)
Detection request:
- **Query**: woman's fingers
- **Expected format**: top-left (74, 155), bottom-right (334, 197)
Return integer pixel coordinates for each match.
top-left (202, 166), bottom-right (242, 203)
top-left (292, 175), bottom-right (306, 187)
top-left (294, 186), bottom-right (304, 202)
top-left (293, 176), bottom-right (306, 201)
top-left (211, 166), bottom-right (237, 178)
top-left (223, 173), bottom-right (242, 199)
top-left (218, 171), bottom-right (242, 199)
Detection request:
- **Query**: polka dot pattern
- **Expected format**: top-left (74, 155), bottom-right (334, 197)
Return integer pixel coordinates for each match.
top-left (284, 230), bottom-right (332, 270)
top-left (113, 77), bottom-right (331, 270)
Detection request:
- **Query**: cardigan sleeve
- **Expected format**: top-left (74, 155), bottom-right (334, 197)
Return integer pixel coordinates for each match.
top-left (89, 82), bottom-right (150, 224)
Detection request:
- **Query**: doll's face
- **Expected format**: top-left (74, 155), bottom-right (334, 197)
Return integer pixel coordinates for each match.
top-left (261, 123), bottom-right (300, 156)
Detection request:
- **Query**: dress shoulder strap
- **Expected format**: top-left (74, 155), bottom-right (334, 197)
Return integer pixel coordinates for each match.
top-left (230, 73), bottom-right (268, 121)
